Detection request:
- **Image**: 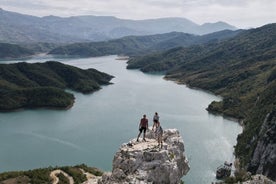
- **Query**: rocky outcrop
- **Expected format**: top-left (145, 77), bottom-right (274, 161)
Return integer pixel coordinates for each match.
top-left (242, 174), bottom-right (276, 184)
top-left (99, 129), bottom-right (189, 184)
top-left (248, 111), bottom-right (276, 181)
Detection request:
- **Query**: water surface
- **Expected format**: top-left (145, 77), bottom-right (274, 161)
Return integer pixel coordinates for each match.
top-left (0, 55), bottom-right (242, 183)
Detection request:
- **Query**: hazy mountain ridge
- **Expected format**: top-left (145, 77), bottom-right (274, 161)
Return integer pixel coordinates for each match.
top-left (0, 8), bottom-right (236, 43)
top-left (0, 9), bottom-right (84, 43)
top-left (127, 23), bottom-right (276, 180)
top-left (48, 29), bottom-right (242, 57)
top-left (0, 61), bottom-right (113, 111)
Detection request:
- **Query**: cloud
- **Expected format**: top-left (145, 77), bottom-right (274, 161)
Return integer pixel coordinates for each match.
top-left (0, 0), bottom-right (275, 28)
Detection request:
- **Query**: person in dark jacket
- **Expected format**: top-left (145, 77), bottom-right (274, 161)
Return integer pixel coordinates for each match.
top-left (137, 114), bottom-right (148, 142)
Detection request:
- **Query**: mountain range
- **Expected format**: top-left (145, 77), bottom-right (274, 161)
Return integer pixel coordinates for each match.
top-left (0, 8), bottom-right (236, 43)
top-left (48, 29), bottom-right (242, 57)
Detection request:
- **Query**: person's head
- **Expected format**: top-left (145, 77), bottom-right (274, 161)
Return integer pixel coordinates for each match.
top-left (143, 114), bottom-right (146, 118)
top-left (155, 112), bottom-right (158, 115)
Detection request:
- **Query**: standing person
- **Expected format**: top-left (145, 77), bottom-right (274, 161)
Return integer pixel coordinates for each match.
top-left (155, 122), bottom-right (163, 148)
top-left (137, 114), bottom-right (148, 142)
top-left (152, 112), bottom-right (159, 131)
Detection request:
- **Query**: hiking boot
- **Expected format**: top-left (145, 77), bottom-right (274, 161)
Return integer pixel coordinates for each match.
top-left (136, 139), bottom-right (139, 142)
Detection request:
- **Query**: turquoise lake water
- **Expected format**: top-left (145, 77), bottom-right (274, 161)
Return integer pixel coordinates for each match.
top-left (0, 55), bottom-right (242, 183)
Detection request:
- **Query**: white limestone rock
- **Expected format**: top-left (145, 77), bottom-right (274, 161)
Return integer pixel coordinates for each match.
top-left (98, 128), bottom-right (189, 184)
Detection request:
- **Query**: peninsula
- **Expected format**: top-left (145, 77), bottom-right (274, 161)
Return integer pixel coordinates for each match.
top-left (0, 61), bottom-right (113, 111)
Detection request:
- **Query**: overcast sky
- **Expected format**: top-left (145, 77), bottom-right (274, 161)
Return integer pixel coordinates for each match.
top-left (0, 0), bottom-right (275, 28)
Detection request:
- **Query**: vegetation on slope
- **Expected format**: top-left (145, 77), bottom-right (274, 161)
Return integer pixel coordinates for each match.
top-left (0, 61), bottom-right (113, 111)
top-left (0, 43), bottom-right (34, 59)
top-left (0, 164), bottom-right (103, 184)
top-left (127, 23), bottom-right (276, 178)
top-left (19, 42), bottom-right (64, 53)
top-left (48, 30), bottom-right (242, 57)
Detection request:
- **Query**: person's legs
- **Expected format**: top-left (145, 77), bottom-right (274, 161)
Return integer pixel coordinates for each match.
top-left (143, 127), bottom-right (146, 141)
top-left (137, 128), bottom-right (142, 141)
top-left (157, 135), bottom-right (161, 145)
top-left (152, 121), bottom-right (157, 130)
top-left (157, 134), bottom-right (163, 148)
top-left (160, 135), bottom-right (163, 148)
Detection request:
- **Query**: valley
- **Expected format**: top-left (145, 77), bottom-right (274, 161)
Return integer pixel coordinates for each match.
top-left (0, 7), bottom-right (275, 184)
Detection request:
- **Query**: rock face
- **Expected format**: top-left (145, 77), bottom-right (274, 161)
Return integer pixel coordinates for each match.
top-left (242, 174), bottom-right (276, 184)
top-left (248, 111), bottom-right (276, 181)
top-left (99, 129), bottom-right (189, 184)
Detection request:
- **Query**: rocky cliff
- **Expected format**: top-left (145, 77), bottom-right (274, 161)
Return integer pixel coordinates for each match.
top-left (99, 129), bottom-right (189, 184)
top-left (242, 174), bottom-right (276, 184)
top-left (247, 111), bottom-right (276, 181)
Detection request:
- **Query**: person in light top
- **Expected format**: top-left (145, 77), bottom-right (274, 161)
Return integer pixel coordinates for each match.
top-left (155, 121), bottom-right (163, 148)
top-left (152, 112), bottom-right (159, 131)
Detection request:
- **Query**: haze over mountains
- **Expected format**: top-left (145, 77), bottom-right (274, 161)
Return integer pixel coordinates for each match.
top-left (49, 30), bottom-right (242, 57)
top-left (0, 8), bottom-right (236, 43)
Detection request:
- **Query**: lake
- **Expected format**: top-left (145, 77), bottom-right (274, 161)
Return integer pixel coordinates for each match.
top-left (0, 55), bottom-right (242, 184)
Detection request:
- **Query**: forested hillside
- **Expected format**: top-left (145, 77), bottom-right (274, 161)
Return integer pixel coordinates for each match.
top-left (49, 30), bottom-right (242, 57)
top-left (0, 62), bottom-right (113, 111)
top-left (0, 43), bottom-right (34, 59)
top-left (127, 23), bottom-right (276, 180)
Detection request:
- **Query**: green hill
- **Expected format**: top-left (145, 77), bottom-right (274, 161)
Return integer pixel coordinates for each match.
top-left (48, 30), bottom-right (241, 57)
top-left (0, 164), bottom-right (103, 184)
top-left (0, 61), bottom-right (113, 111)
top-left (0, 43), bottom-right (34, 59)
top-left (127, 23), bottom-right (276, 180)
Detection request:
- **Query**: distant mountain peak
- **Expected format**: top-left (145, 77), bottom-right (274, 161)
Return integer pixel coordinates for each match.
top-left (42, 15), bottom-right (60, 19)
top-left (201, 21), bottom-right (236, 28)
top-left (0, 8), bottom-right (238, 43)
top-left (197, 21), bottom-right (237, 35)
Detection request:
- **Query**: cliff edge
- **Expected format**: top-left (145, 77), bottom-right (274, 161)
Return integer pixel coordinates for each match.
top-left (247, 111), bottom-right (276, 181)
top-left (99, 128), bottom-right (190, 184)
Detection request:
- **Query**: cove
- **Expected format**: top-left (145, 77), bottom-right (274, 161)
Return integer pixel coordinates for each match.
top-left (0, 55), bottom-right (242, 184)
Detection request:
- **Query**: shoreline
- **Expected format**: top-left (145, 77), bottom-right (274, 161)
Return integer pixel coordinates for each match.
top-left (163, 76), bottom-right (223, 97)
top-left (0, 100), bottom-right (75, 113)
top-left (164, 76), bottom-right (244, 125)
top-left (163, 74), bottom-right (245, 173)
